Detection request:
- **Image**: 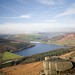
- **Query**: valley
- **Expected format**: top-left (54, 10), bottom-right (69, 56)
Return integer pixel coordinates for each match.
top-left (0, 32), bottom-right (75, 75)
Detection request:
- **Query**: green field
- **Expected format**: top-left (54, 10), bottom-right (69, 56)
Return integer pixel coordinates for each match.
top-left (46, 40), bottom-right (75, 46)
top-left (19, 35), bottom-right (43, 41)
top-left (1, 52), bottom-right (22, 60)
top-left (57, 40), bottom-right (75, 46)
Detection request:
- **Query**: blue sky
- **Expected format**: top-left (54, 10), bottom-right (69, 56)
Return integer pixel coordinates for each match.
top-left (0, 0), bottom-right (75, 34)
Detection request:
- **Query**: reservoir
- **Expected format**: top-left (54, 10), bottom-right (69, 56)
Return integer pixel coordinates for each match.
top-left (14, 43), bottom-right (66, 56)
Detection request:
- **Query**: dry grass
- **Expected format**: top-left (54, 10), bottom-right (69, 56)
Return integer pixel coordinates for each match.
top-left (60, 51), bottom-right (75, 56)
top-left (0, 51), bottom-right (75, 75)
top-left (0, 61), bottom-right (43, 75)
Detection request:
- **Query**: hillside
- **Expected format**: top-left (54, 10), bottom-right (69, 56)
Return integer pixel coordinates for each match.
top-left (38, 32), bottom-right (64, 38)
top-left (0, 51), bottom-right (75, 75)
top-left (0, 61), bottom-right (43, 75)
top-left (0, 38), bottom-right (35, 53)
top-left (0, 52), bottom-right (22, 60)
top-left (7, 34), bottom-right (48, 42)
top-left (0, 34), bottom-right (11, 39)
top-left (44, 33), bottom-right (75, 46)
top-left (60, 51), bottom-right (75, 56)
top-left (6, 36), bottom-right (30, 43)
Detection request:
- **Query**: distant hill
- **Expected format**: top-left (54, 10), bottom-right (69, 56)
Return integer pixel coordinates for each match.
top-left (38, 32), bottom-right (64, 38)
top-left (7, 36), bottom-right (30, 43)
top-left (0, 38), bottom-right (35, 53)
top-left (43, 33), bottom-right (75, 46)
top-left (7, 34), bottom-right (48, 42)
top-left (0, 34), bottom-right (11, 39)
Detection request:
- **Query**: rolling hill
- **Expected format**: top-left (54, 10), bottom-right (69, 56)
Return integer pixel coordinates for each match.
top-left (0, 38), bottom-right (35, 53)
top-left (0, 34), bottom-right (11, 39)
top-left (7, 34), bottom-right (48, 42)
top-left (44, 33), bottom-right (75, 46)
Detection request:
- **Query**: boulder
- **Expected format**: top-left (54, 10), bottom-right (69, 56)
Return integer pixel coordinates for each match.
top-left (51, 56), bottom-right (60, 59)
top-left (59, 56), bottom-right (71, 60)
top-left (40, 70), bottom-right (45, 75)
top-left (42, 56), bottom-right (75, 75)
top-left (49, 61), bottom-right (56, 71)
top-left (43, 60), bottom-right (49, 70)
top-left (44, 69), bottom-right (57, 75)
top-left (55, 61), bottom-right (73, 71)
top-left (70, 57), bottom-right (75, 63)
top-left (45, 57), bottom-right (50, 60)
top-left (44, 58), bottom-right (73, 72)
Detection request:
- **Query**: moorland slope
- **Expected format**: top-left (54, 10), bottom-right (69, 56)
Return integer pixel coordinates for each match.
top-left (0, 51), bottom-right (75, 75)
top-left (44, 33), bottom-right (75, 46)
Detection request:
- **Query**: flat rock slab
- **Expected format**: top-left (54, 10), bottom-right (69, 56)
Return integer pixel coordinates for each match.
top-left (43, 58), bottom-right (73, 71)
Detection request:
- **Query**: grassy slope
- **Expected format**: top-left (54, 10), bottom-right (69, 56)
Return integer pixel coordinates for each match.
top-left (20, 35), bottom-right (42, 41)
top-left (0, 61), bottom-right (43, 75)
top-left (56, 40), bottom-right (75, 46)
top-left (45, 33), bottom-right (75, 46)
top-left (0, 52), bottom-right (75, 75)
top-left (14, 34), bottom-right (45, 41)
top-left (1, 52), bottom-right (22, 60)
top-left (47, 40), bottom-right (75, 46)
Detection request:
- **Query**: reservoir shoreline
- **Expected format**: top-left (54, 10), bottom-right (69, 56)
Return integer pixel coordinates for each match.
top-left (14, 43), bottom-right (66, 56)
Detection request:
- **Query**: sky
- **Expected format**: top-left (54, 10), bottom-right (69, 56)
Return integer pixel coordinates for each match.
top-left (0, 0), bottom-right (75, 34)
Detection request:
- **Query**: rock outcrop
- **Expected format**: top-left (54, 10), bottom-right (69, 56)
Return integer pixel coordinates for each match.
top-left (40, 56), bottom-right (75, 75)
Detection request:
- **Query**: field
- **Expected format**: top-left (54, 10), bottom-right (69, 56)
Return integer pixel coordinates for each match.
top-left (11, 34), bottom-right (48, 41)
top-left (46, 40), bottom-right (75, 46)
top-left (18, 35), bottom-right (44, 41)
top-left (1, 52), bottom-right (22, 60)
top-left (57, 40), bottom-right (75, 46)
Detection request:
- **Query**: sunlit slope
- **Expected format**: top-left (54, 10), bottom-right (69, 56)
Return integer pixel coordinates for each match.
top-left (45, 33), bottom-right (75, 46)
top-left (8, 34), bottom-right (48, 41)
top-left (0, 61), bottom-right (43, 75)
top-left (1, 52), bottom-right (22, 60)
top-left (0, 51), bottom-right (75, 75)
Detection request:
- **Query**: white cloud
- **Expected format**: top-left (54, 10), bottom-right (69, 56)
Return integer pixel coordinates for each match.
top-left (0, 15), bottom-right (31, 19)
top-left (54, 3), bottom-right (75, 18)
top-left (45, 20), bottom-right (56, 22)
top-left (20, 15), bottom-right (31, 18)
top-left (37, 0), bottom-right (64, 5)
top-left (0, 23), bottom-right (75, 34)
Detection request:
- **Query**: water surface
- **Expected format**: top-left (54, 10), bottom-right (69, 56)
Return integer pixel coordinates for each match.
top-left (14, 43), bottom-right (66, 56)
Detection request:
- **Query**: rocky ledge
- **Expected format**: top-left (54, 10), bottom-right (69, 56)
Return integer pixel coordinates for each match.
top-left (40, 56), bottom-right (75, 75)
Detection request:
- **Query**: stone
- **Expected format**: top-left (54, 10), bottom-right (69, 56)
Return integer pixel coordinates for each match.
top-left (49, 61), bottom-right (56, 71)
top-left (40, 70), bottom-right (45, 75)
top-left (55, 61), bottom-right (73, 71)
top-left (41, 56), bottom-right (75, 75)
top-left (70, 57), bottom-right (75, 63)
top-left (59, 56), bottom-right (71, 60)
top-left (45, 57), bottom-right (51, 60)
top-left (51, 56), bottom-right (60, 59)
top-left (44, 69), bottom-right (57, 75)
top-left (43, 60), bottom-right (49, 70)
